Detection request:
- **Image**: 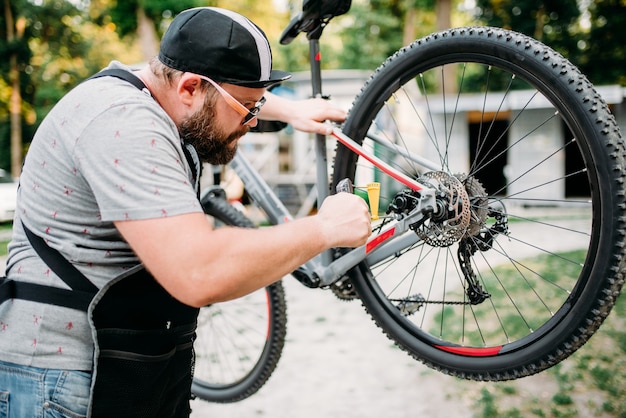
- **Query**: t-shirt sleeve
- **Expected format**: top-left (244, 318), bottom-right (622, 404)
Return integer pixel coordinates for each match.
top-left (74, 100), bottom-right (202, 222)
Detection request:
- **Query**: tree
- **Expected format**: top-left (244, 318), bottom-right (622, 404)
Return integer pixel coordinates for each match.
top-left (0, 0), bottom-right (143, 175)
top-left (578, 0), bottom-right (626, 85)
top-left (329, 0), bottom-right (475, 72)
top-left (99, 0), bottom-right (211, 62)
top-left (474, 0), bottom-right (582, 62)
top-left (474, 0), bottom-right (626, 86)
top-left (2, 0), bottom-right (28, 177)
top-left (336, 0), bottom-right (414, 71)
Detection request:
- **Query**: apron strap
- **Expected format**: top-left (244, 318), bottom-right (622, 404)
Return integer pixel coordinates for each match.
top-left (0, 278), bottom-right (92, 311)
top-left (23, 224), bottom-right (98, 294)
top-left (0, 224), bottom-right (98, 311)
top-left (89, 68), bottom-right (148, 91)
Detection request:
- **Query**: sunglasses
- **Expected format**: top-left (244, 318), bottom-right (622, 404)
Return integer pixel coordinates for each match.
top-left (194, 74), bottom-right (266, 126)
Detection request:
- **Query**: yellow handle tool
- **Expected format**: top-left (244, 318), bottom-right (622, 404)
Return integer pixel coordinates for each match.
top-left (366, 182), bottom-right (380, 220)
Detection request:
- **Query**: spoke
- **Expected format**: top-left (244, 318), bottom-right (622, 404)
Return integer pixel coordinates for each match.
top-left (470, 92), bottom-right (556, 182)
top-left (493, 137), bottom-right (574, 197)
top-left (471, 72), bottom-right (517, 176)
top-left (503, 168), bottom-right (588, 201)
top-left (502, 197), bottom-right (591, 205)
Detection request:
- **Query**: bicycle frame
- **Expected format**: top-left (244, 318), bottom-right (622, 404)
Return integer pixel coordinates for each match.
top-left (225, 126), bottom-right (440, 287)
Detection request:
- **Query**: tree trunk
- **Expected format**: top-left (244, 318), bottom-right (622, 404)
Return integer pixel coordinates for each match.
top-left (136, 6), bottom-right (160, 62)
top-left (436, 0), bottom-right (456, 94)
top-left (5, 0), bottom-right (24, 179)
top-left (403, 7), bottom-right (417, 46)
top-left (534, 5), bottom-right (545, 41)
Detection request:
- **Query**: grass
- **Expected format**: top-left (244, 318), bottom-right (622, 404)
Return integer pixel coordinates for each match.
top-left (0, 222), bottom-right (11, 257)
top-left (434, 250), bottom-right (587, 348)
top-left (442, 250), bottom-right (626, 418)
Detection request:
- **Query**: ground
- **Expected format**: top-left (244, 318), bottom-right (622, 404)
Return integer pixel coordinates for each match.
top-left (190, 276), bottom-right (476, 418)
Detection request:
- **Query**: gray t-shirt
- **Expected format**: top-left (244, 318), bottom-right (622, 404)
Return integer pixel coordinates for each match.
top-left (0, 61), bottom-right (202, 370)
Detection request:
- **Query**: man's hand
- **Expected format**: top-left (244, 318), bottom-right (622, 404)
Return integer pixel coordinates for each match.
top-left (315, 193), bottom-right (371, 248)
top-left (285, 97), bottom-right (346, 135)
top-left (259, 92), bottom-right (347, 135)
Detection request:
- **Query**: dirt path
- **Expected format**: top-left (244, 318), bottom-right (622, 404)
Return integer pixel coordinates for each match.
top-left (189, 277), bottom-right (475, 418)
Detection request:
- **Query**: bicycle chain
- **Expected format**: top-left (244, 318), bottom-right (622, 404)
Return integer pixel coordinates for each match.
top-left (392, 297), bottom-right (472, 308)
top-left (420, 299), bottom-right (472, 305)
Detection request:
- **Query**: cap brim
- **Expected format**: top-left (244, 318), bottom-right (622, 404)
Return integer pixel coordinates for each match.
top-left (223, 70), bottom-right (292, 88)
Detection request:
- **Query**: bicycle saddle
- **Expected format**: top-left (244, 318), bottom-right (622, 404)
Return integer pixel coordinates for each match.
top-left (280, 0), bottom-right (351, 44)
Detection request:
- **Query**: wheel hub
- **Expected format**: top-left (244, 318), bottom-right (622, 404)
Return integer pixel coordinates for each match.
top-left (415, 172), bottom-right (472, 247)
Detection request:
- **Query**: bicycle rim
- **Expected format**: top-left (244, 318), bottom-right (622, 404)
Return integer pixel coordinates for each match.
top-left (334, 27), bottom-right (626, 380)
top-left (191, 196), bottom-right (287, 402)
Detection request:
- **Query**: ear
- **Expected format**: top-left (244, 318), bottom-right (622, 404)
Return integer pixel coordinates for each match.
top-left (176, 73), bottom-right (205, 107)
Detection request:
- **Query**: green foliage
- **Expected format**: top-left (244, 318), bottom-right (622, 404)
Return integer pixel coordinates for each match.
top-left (333, 0), bottom-right (439, 71)
top-left (0, 0), bottom-right (85, 170)
top-left (0, 0), bottom-right (147, 167)
top-left (106, 0), bottom-right (209, 38)
top-left (474, 0), bottom-right (626, 86)
top-left (474, 0), bottom-right (582, 62)
top-left (478, 387), bottom-right (500, 417)
top-left (337, 0), bottom-right (405, 70)
top-left (577, 0), bottom-right (626, 85)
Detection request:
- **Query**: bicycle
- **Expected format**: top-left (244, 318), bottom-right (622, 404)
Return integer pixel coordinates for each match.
top-left (190, 0), bottom-right (626, 403)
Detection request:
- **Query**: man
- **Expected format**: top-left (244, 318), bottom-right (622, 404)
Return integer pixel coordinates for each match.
top-left (0, 7), bottom-right (370, 417)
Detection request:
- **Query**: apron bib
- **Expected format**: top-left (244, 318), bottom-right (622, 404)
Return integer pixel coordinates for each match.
top-left (88, 267), bottom-right (199, 417)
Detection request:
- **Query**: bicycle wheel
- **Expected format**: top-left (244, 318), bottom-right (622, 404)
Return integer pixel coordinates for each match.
top-left (333, 27), bottom-right (626, 380)
top-left (191, 193), bottom-right (287, 402)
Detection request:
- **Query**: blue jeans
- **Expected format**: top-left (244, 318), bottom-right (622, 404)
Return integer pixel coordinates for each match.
top-left (0, 360), bottom-right (91, 418)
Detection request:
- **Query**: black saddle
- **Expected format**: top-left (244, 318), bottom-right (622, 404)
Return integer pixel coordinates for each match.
top-left (280, 0), bottom-right (352, 44)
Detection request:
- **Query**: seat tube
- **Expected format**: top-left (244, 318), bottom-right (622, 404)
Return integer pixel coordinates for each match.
top-left (309, 37), bottom-right (332, 267)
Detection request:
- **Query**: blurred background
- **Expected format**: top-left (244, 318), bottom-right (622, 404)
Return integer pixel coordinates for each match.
top-left (1, 1), bottom-right (625, 416)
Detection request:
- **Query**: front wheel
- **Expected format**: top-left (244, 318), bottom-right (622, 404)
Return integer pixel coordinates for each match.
top-left (333, 27), bottom-right (626, 380)
top-left (191, 194), bottom-right (287, 402)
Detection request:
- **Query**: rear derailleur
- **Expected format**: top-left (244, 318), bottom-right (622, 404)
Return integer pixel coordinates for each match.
top-left (457, 206), bottom-right (509, 304)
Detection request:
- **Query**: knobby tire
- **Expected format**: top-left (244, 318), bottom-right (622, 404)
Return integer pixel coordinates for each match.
top-left (333, 27), bottom-right (626, 380)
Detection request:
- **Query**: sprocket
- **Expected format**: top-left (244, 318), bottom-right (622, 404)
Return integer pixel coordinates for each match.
top-left (457, 174), bottom-right (489, 238)
top-left (413, 172), bottom-right (489, 247)
top-left (415, 171), bottom-right (471, 247)
top-left (330, 278), bottom-right (359, 301)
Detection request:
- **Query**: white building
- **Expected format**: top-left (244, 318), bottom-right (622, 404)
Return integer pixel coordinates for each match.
top-left (236, 70), bottom-right (626, 216)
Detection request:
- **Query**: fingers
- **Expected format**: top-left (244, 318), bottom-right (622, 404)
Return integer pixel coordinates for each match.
top-left (318, 193), bottom-right (372, 248)
top-left (313, 121), bottom-right (334, 136)
top-left (290, 98), bottom-right (347, 135)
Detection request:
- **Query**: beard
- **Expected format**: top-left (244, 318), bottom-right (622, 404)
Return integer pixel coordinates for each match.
top-left (179, 100), bottom-right (250, 165)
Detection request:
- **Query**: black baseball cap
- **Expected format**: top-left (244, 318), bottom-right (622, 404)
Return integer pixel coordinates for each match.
top-left (158, 7), bottom-right (291, 88)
